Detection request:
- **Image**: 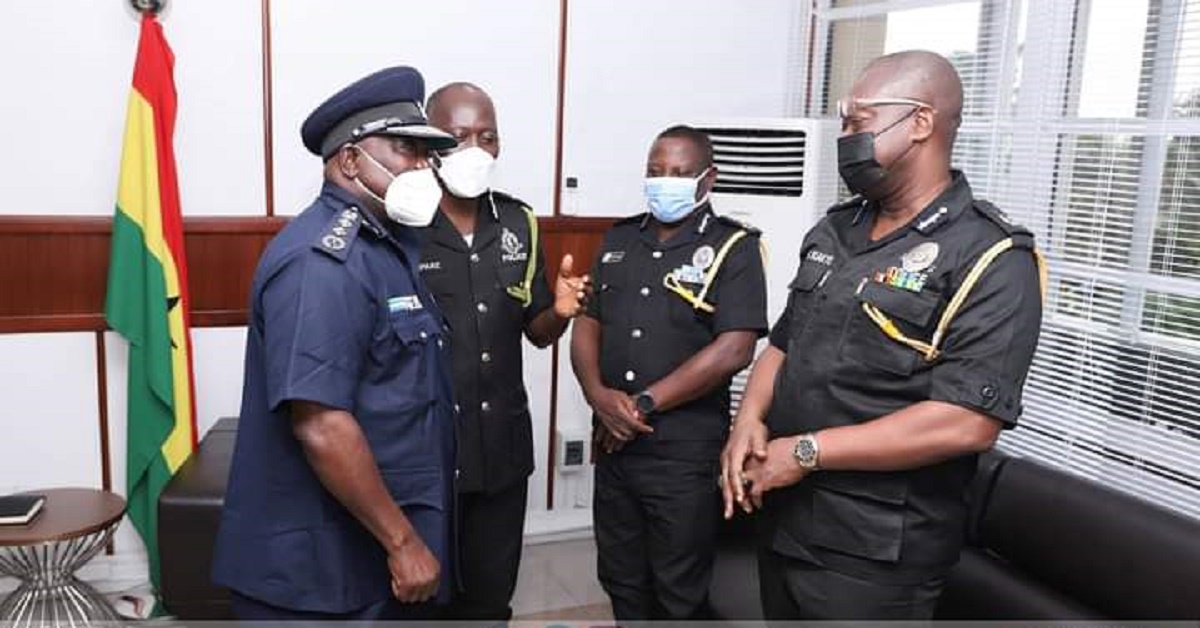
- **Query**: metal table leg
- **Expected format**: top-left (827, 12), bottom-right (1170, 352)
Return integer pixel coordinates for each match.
top-left (0, 524), bottom-right (123, 627)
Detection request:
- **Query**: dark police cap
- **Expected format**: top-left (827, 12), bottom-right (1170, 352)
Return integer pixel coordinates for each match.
top-left (301, 66), bottom-right (458, 159)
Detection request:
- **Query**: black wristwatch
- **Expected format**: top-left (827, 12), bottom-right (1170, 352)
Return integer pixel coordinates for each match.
top-left (635, 390), bottom-right (656, 415)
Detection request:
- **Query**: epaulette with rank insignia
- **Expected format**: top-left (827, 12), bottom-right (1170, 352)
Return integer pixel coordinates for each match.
top-left (715, 214), bottom-right (761, 236)
top-left (971, 199), bottom-right (1032, 237)
top-left (827, 196), bottom-right (867, 215)
top-left (489, 189), bottom-right (529, 209)
top-left (313, 206), bottom-right (362, 262)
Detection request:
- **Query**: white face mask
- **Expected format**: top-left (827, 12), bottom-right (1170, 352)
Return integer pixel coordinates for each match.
top-left (354, 146), bottom-right (443, 227)
top-left (436, 146), bottom-right (497, 199)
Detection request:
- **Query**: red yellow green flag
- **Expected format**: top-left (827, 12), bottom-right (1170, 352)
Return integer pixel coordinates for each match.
top-left (104, 12), bottom-right (197, 590)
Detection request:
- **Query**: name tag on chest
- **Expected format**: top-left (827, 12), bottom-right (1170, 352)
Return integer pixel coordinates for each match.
top-left (387, 295), bottom-right (423, 313)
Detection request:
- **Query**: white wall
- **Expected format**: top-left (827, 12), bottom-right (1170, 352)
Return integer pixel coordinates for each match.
top-left (270, 0), bottom-right (561, 217)
top-left (0, 0), bottom-right (805, 591)
top-left (560, 0), bottom-right (798, 218)
top-left (0, 333), bottom-right (103, 494)
top-left (0, 1), bottom-right (264, 217)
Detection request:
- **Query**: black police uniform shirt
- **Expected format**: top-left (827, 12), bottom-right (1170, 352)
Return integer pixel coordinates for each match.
top-left (212, 182), bottom-right (457, 612)
top-left (764, 171), bottom-right (1043, 584)
top-left (587, 204), bottom-right (769, 460)
top-left (418, 192), bottom-right (553, 494)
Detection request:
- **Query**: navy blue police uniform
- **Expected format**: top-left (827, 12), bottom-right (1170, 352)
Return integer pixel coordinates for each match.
top-left (211, 66), bottom-right (459, 620)
top-left (417, 191), bottom-right (553, 620)
top-left (586, 205), bottom-right (768, 620)
top-left (759, 172), bottom-right (1044, 620)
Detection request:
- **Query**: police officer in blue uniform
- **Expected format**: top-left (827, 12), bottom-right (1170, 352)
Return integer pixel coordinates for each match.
top-left (211, 66), bottom-right (460, 620)
top-left (720, 51), bottom-right (1045, 620)
top-left (572, 125), bottom-right (768, 621)
top-left (419, 82), bottom-right (591, 621)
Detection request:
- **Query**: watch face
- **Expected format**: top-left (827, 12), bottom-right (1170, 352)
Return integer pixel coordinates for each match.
top-left (637, 394), bottom-right (654, 414)
top-left (796, 438), bottom-right (817, 466)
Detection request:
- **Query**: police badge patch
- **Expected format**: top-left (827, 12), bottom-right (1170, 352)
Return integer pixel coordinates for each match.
top-left (501, 227), bottom-right (528, 263)
top-left (901, 242), bottom-right (940, 272)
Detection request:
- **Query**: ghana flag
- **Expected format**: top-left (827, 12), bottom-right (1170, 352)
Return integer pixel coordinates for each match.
top-left (104, 12), bottom-right (196, 590)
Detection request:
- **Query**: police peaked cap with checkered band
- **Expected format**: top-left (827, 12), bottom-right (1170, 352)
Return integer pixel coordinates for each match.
top-left (301, 66), bottom-right (458, 160)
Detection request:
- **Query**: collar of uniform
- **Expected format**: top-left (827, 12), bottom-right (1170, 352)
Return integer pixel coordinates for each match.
top-left (472, 193), bottom-right (503, 250)
top-left (318, 180), bottom-right (362, 212)
top-left (425, 194), bottom-right (501, 252)
top-left (909, 170), bottom-right (973, 236)
top-left (427, 207), bottom-right (468, 252)
top-left (321, 182), bottom-right (423, 261)
top-left (382, 216), bottom-right (422, 259)
top-left (638, 203), bottom-right (716, 249)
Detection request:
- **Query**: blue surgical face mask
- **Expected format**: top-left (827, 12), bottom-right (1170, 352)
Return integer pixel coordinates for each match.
top-left (644, 168), bottom-right (710, 224)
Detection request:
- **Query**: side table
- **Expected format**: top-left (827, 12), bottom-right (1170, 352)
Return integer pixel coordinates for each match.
top-left (0, 489), bottom-right (127, 627)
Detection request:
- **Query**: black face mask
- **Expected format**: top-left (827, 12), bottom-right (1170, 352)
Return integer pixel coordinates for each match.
top-left (837, 107), bottom-right (919, 199)
top-left (838, 132), bottom-right (887, 198)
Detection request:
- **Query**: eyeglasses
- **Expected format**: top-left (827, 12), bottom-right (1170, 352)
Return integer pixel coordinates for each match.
top-left (836, 97), bottom-right (935, 120)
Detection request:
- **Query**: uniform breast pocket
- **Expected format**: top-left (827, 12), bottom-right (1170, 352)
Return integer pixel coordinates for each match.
top-left (840, 280), bottom-right (940, 376)
top-left (496, 260), bottom-right (525, 289)
top-left (667, 280), bottom-right (712, 328)
top-left (784, 262), bottom-right (830, 339)
top-left (391, 312), bottom-right (441, 348)
top-left (596, 281), bottom-right (627, 326)
top-left (383, 312), bottom-right (443, 404)
top-left (495, 262), bottom-right (530, 314)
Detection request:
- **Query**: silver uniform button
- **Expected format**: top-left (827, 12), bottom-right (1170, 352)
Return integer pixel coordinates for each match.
top-left (640, 287), bottom-right (650, 297)
top-left (652, 251), bottom-right (663, 259)
top-left (482, 351), bottom-right (492, 363)
top-left (632, 329), bottom-right (643, 339)
top-left (470, 253), bottom-right (480, 263)
top-left (625, 370), bottom-right (636, 382)
top-left (481, 401), bottom-right (491, 412)
top-left (477, 302), bottom-right (489, 313)
top-left (419, 331), bottom-right (428, 340)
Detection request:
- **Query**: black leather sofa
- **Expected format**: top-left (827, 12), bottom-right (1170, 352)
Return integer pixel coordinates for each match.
top-left (709, 450), bottom-right (1200, 621)
top-left (161, 420), bottom-right (1200, 620)
top-left (158, 417), bottom-right (237, 619)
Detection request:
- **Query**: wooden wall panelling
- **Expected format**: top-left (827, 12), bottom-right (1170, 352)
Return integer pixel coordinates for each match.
top-left (0, 215), bottom-right (612, 334)
top-left (0, 217), bottom-right (287, 334)
top-left (538, 215), bottom-right (613, 508)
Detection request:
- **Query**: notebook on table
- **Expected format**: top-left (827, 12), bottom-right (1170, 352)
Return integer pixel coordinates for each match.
top-left (0, 494), bottom-right (45, 526)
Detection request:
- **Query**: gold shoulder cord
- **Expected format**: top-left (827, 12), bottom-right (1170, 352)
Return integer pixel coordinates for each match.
top-left (506, 206), bottom-right (540, 307)
top-left (861, 238), bottom-right (1048, 362)
top-left (662, 229), bottom-right (749, 314)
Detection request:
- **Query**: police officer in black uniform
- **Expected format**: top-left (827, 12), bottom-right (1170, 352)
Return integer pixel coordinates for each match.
top-left (419, 82), bottom-right (591, 621)
top-left (720, 51), bottom-right (1045, 620)
top-left (212, 66), bottom-right (460, 620)
top-left (572, 125), bottom-right (768, 621)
